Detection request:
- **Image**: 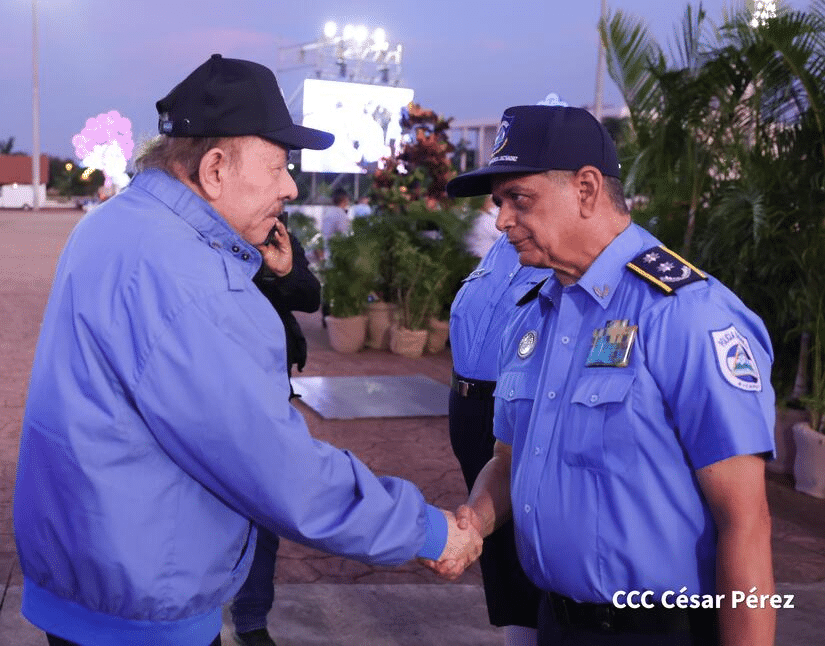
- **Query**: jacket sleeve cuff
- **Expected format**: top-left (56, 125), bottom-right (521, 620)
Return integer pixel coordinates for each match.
top-left (416, 504), bottom-right (447, 560)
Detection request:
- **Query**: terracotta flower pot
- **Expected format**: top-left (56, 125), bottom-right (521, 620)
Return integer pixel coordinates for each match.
top-left (792, 421), bottom-right (825, 499)
top-left (389, 325), bottom-right (428, 358)
top-left (325, 315), bottom-right (368, 353)
top-left (426, 317), bottom-right (449, 354)
top-left (366, 301), bottom-right (397, 350)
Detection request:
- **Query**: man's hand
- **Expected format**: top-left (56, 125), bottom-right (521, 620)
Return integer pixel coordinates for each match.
top-left (256, 218), bottom-right (293, 277)
top-left (455, 504), bottom-right (484, 534)
top-left (420, 508), bottom-right (483, 580)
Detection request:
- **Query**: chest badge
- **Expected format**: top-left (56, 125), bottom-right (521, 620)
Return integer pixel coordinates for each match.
top-left (517, 330), bottom-right (538, 359)
top-left (586, 319), bottom-right (638, 367)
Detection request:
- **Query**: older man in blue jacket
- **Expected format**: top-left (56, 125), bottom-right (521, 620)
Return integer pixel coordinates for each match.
top-left (13, 54), bottom-right (481, 646)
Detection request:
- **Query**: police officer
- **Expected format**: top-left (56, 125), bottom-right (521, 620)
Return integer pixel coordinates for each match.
top-left (449, 229), bottom-right (551, 644)
top-left (438, 105), bottom-right (777, 646)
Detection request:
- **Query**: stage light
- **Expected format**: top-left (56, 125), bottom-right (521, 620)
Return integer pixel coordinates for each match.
top-left (750, 0), bottom-right (777, 27)
top-left (281, 21), bottom-right (403, 86)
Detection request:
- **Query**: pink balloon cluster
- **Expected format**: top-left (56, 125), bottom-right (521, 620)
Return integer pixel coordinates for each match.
top-left (72, 110), bottom-right (134, 161)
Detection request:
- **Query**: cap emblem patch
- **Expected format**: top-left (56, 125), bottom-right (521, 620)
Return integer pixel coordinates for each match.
top-left (491, 117), bottom-right (512, 158)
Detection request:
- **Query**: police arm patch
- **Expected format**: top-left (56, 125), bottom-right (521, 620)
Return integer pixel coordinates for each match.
top-left (711, 325), bottom-right (762, 391)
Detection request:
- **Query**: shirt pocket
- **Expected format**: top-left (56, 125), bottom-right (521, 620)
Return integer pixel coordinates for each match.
top-left (563, 371), bottom-right (637, 473)
top-left (493, 371), bottom-right (536, 444)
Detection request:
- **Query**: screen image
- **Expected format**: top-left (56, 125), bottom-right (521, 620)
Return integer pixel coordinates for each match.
top-left (301, 79), bottom-right (415, 174)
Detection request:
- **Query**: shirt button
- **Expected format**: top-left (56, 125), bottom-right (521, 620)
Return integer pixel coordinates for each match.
top-left (561, 336), bottom-right (570, 344)
top-left (509, 389), bottom-right (515, 397)
top-left (590, 394), bottom-right (599, 403)
top-left (534, 446), bottom-right (541, 455)
top-left (547, 391), bottom-right (556, 399)
top-left (241, 253), bottom-right (250, 261)
top-left (231, 245), bottom-right (240, 253)
top-left (524, 504), bottom-right (531, 513)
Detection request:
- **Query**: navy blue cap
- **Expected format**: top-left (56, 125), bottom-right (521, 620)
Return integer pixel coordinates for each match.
top-left (446, 105), bottom-right (620, 197)
top-left (156, 54), bottom-right (334, 151)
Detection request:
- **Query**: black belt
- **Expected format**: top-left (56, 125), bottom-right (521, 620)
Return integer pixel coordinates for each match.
top-left (451, 371), bottom-right (496, 399)
top-left (547, 592), bottom-right (706, 635)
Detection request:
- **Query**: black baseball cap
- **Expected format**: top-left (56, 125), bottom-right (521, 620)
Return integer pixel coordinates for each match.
top-left (156, 54), bottom-right (334, 150)
top-left (446, 105), bottom-right (620, 197)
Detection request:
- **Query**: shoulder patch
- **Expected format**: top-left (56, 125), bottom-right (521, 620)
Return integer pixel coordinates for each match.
top-left (626, 245), bottom-right (707, 295)
top-left (516, 278), bottom-right (548, 306)
top-left (711, 325), bottom-right (762, 391)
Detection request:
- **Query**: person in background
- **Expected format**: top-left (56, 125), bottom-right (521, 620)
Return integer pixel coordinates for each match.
top-left (254, 213), bottom-right (320, 397)
top-left (231, 213), bottom-right (321, 646)
top-left (350, 195), bottom-right (373, 218)
top-left (439, 104), bottom-right (776, 646)
top-left (13, 53), bottom-right (481, 646)
top-left (465, 195), bottom-right (501, 258)
top-left (321, 188), bottom-right (351, 248)
top-left (449, 228), bottom-right (553, 645)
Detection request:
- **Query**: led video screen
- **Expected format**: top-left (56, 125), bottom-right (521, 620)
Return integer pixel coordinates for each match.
top-left (301, 79), bottom-right (414, 174)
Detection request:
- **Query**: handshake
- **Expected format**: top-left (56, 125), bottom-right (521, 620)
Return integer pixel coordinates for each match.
top-left (420, 505), bottom-right (484, 581)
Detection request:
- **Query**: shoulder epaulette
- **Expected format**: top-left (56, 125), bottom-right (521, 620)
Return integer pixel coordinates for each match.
top-left (516, 278), bottom-right (548, 306)
top-left (626, 245), bottom-right (707, 295)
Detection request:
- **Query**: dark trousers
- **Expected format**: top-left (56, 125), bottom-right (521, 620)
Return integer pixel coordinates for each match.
top-left (230, 525), bottom-right (280, 633)
top-left (448, 389), bottom-right (542, 628)
top-left (47, 633), bottom-right (221, 645)
top-left (537, 594), bottom-right (718, 646)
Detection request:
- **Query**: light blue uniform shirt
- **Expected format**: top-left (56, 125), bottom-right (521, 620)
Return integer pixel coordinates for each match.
top-left (494, 223), bottom-right (775, 602)
top-left (450, 233), bottom-right (553, 380)
top-left (14, 170), bottom-right (446, 646)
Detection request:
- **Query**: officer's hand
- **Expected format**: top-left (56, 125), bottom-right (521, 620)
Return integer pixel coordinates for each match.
top-left (455, 504), bottom-right (484, 535)
top-left (420, 509), bottom-right (483, 581)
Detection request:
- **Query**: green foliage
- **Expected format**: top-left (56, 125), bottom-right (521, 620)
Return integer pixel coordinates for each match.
top-left (285, 211), bottom-right (321, 257)
top-left (356, 102), bottom-right (479, 325)
top-left (802, 302), bottom-right (825, 433)
top-left (320, 233), bottom-right (379, 318)
top-left (46, 158), bottom-right (105, 196)
top-left (602, 0), bottom-right (825, 401)
top-left (0, 137), bottom-right (18, 155)
top-left (390, 231), bottom-right (450, 330)
top-left (317, 101), bottom-right (480, 328)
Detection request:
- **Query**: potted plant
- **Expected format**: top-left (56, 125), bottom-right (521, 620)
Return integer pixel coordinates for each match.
top-left (359, 102), bottom-right (479, 356)
top-left (388, 231), bottom-right (449, 358)
top-left (365, 295), bottom-right (397, 350)
top-left (350, 217), bottom-right (398, 350)
top-left (319, 233), bottom-right (378, 353)
top-left (792, 301), bottom-right (825, 498)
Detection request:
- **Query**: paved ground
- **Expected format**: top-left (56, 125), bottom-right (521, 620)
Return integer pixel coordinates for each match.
top-left (1, 209), bottom-right (824, 645)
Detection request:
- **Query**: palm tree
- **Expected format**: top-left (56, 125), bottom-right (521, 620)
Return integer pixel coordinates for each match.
top-left (0, 137), bottom-right (17, 154)
top-left (600, 1), bottom-right (825, 396)
top-left (600, 4), bottom-right (731, 257)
